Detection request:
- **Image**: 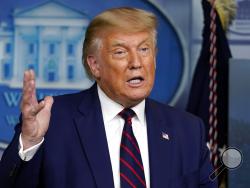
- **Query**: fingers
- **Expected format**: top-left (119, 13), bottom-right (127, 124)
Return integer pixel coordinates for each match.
top-left (23, 69), bottom-right (35, 91)
top-left (29, 70), bottom-right (37, 104)
top-left (21, 69), bottom-right (39, 116)
top-left (32, 100), bottom-right (46, 115)
top-left (22, 70), bottom-right (37, 107)
top-left (21, 70), bottom-right (54, 120)
top-left (22, 100), bottom-right (45, 118)
top-left (28, 96), bottom-right (53, 116)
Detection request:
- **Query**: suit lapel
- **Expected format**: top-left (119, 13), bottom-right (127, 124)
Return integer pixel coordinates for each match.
top-left (74, 84), bottom-right (114, 188)
top-left (146, 100), bottom-right (175, 188)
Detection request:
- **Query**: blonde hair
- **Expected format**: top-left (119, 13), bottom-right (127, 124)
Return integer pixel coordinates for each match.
top-left (82, 7), bottom-right (158, 78)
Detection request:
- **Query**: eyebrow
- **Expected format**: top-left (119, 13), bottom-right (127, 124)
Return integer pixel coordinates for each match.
top-left (111, 37), bottom-right (151, 48)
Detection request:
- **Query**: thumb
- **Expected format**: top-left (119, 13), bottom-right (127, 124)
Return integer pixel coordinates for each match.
top-left (44, 96), bottom-right (54, 111)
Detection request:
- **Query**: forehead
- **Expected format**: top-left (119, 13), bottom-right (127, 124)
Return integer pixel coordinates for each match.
top-left (102, 30), bottom-right (154, 47)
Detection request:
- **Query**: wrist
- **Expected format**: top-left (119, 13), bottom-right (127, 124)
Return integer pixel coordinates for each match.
top-left (21, 134), bottom-right (43, 150)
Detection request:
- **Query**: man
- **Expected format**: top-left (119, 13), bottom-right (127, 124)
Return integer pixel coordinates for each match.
top-left (0, 7), bottom-right (217, 188)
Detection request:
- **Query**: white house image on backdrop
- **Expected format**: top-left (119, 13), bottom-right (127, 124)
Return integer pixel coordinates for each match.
top-left (0, 1), bottom-right (94, 89)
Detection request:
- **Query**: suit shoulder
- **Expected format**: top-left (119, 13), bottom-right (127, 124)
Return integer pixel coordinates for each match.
top-left (52, 85), bottom-right (95, 106)
top-left (146, 98), bottom-right (201, 123)
top-left (146, 98), bottom-right (205, 138)
top-left (53, 90), bottom-right (85, 105)
top-left (50, 86), bottom-right (93, 114)
top-left (147, 98), bottom-right (206, 148)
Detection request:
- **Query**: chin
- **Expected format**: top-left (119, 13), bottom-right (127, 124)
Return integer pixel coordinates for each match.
top-left (128, 92), bottom-right (149, 103)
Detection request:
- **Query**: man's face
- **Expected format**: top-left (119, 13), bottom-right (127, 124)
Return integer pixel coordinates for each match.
top-left (87, 30), bottom-right (156, 107)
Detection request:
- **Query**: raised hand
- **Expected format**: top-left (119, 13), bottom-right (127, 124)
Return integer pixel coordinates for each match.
top-left (20, 70), bottom-right (54, 150)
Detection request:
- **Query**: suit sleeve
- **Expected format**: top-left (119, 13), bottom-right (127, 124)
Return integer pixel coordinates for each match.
top-left (0, 122), bottom-right (43, 188)
top-left (198, 119), bottom-right (218, 188)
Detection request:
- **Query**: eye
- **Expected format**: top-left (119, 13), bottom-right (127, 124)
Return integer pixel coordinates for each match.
top-left (138, 46), bottom-right (150, 55)
top-left (112, 48), bottom-right (127, 58)
top-left (140, 47), bottom-right (149, 52)
top-left (114, 50), bottom-right (125, 55)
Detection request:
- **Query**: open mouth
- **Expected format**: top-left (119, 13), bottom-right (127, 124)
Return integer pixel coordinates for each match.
top-left (127, 76), bottom-right (144, 84)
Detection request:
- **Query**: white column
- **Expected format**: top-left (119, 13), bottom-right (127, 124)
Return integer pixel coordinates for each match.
top-left (60, 26), bottom-right (67, 83)
top-left (37, 26), bottom-right (43, 83)
top-left (13, 26), bottom-right (21, 83)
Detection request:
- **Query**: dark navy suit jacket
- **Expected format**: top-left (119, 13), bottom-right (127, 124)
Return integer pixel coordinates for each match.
top-left (0, 84), bottom-right (217, 188)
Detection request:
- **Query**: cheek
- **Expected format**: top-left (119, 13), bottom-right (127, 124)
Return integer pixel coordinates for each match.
top-left (147, 63), bottom-right (156, 78)
top-left (102, 66), bottom-right (125, 88)
top-left (108, 65), bottom-right (127, 81)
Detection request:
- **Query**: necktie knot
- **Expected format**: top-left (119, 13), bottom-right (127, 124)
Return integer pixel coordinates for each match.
top-left (119, 108), bottom-right (135, 124)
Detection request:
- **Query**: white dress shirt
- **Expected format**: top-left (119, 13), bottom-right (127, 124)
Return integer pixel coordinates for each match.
top-left (97, 86), bottom-right (150, 188)
top-left (19, 85), bottom-right (150, 188)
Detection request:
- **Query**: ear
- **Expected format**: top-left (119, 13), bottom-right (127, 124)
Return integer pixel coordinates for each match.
top-left (86, 55), bottom-right (100, 78)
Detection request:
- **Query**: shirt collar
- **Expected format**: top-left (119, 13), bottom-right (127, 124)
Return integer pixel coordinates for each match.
top-left (97, 85), bottom-right (146, 125)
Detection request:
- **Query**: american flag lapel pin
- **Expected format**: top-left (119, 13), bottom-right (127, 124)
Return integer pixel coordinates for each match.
top-left (162, 132), bottom-right (169, 140)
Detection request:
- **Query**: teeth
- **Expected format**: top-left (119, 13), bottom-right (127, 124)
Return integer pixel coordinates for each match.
top-left (129, 79), bottom-right (141, 84)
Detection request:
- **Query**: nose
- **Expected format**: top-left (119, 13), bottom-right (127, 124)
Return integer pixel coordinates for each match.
top-left (128, 50), bottom-right (142, 69)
